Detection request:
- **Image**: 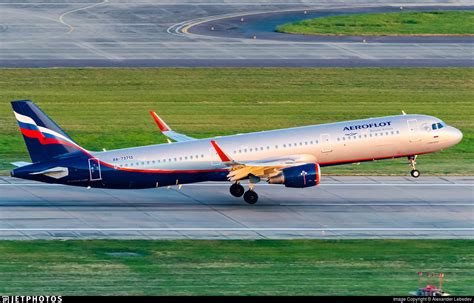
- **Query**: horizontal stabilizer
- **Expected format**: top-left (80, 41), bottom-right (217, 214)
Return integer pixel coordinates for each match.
top-left (11, 161), bottom-right (32, 167)
top-left (30, 167), bottom-right (69, 179)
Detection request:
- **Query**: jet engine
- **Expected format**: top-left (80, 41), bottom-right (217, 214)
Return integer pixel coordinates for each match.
top-left (267, 163), bottom-right (320, 188)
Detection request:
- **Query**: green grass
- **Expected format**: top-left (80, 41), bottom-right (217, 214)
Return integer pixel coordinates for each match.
top-left (276, 11), bottom-right (474, 36)
top-left (0, 240), bottom-right (472, 295)
top-left (0, 68), bottom-right (473, 175)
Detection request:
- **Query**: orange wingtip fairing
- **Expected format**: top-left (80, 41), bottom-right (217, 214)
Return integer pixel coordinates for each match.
top-left (150, 111), bottom-right (170, 132)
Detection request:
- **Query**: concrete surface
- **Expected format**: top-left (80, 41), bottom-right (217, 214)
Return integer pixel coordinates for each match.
top-left (0, 176), bottom-right (472, 240)
top-left (0, 0), bottom-right (472, 67)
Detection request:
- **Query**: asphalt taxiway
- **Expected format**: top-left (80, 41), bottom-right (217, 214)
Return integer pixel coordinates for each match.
top-left (0, 176), bottom-right (472, 240)
top-left (0, 0), bottom-right (472, 67)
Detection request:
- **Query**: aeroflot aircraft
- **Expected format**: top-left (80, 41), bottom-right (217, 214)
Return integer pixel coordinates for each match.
top-left (11, 100), bottom-right (463, 204)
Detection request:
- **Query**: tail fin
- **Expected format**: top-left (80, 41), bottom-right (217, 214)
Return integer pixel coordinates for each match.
top-left (11, 100), bottom-right (85, 163)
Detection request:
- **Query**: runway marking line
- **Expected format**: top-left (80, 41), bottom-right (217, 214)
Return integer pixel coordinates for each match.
top-left (279, 203), bottom-right (473, 206)
top-left (1, 228), bottom-right (473, 232)
top-left (0, 183), bottom-right (471, 187)
top-left (58, 0), bottom-right (108, 34)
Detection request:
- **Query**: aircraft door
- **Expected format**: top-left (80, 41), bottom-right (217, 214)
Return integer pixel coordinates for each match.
top-left (407, 119), bottom-right (420, 142)
top-left (320, 134), bottom-right (332, 153)
top-left (88, 158), bottom-right (102, 181)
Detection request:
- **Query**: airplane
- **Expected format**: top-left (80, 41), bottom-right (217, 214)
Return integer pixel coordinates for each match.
top-left (10, 100), bottom-right (463, 204)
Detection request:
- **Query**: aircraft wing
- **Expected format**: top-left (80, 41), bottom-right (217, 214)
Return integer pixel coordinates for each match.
top-left (210, 140), bottom-right (317, 182)
top-left (150, 111), bottom-right (196, 142)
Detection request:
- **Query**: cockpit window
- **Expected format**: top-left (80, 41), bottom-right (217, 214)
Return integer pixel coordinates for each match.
top-left (432, 122), bottom-right (445, 130)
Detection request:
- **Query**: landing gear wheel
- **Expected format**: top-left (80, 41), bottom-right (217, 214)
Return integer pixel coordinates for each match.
top-left (230, 183), bottom-right (245, 197)
top-left (408, 155), bottom-right (420, 178)
top-left (243, 190), bottom-right (258, 204)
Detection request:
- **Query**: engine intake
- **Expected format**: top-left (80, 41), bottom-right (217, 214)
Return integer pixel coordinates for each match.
top-left (268, 163), bottom-right (320, 188)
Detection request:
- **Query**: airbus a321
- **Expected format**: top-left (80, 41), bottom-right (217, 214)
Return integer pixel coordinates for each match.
top-left (10, 100), bottom-right (463, 204)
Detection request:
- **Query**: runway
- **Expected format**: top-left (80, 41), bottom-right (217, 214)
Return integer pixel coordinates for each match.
top-left (0, 0), bottom-right (472, 67)
top-left (1, 176), bottom-right (472, 240)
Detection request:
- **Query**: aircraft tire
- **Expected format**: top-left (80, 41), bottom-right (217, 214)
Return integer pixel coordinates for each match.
top-left (243, 190), bottom-right (258, 204)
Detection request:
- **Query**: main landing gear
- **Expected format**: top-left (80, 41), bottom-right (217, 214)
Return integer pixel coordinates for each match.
top-left (230, 183), bottom-right (245, 197)
top-left (230, 183), bottom-right (258, 204)
top-left (408, 155), bottom-right (420, 178)
top-left (243, 190), bottom-right (258, 204)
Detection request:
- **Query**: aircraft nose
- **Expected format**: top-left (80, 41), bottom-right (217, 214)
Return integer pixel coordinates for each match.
top-left (447, 126), bottom-right (463, 145)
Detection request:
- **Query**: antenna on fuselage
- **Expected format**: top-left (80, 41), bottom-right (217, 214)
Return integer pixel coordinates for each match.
top-left (402, 110), bottom-right (407, 115)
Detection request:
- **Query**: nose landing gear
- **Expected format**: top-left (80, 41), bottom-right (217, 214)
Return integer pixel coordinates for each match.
top-left (408, 155), bottom-right (420, 178)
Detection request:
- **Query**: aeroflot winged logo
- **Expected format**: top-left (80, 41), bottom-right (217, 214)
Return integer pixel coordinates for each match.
top-left (343, 121), bottom-right (392, 131)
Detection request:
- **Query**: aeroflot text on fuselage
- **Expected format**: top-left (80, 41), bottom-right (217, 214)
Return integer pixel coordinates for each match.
top-left (343, 121), bottom-right (392, 131)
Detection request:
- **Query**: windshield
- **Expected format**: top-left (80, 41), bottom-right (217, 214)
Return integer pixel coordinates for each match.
top-left (432, 122), bottom-right (445, 130)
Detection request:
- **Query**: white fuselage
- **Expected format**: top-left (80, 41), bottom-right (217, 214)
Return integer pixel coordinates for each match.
top-left (95, 114), bottom-right (462, 171)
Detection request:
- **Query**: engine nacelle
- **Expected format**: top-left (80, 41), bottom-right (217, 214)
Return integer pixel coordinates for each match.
top-left (268, 163), bottom-right (320, 188)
